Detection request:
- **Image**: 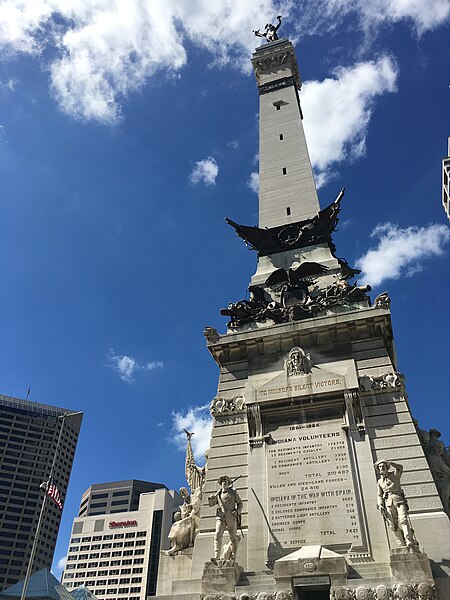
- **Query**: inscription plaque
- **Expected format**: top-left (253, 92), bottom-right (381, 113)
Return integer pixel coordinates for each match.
top-left (265, 406), bottom-right (361, 548)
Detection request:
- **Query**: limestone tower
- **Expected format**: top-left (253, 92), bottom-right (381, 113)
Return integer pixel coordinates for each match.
top-left (156, 33), bottom-right (450, 600)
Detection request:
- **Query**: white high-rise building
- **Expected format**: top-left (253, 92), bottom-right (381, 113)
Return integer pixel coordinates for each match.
top-left (61, 484), bottom-right (180, 600)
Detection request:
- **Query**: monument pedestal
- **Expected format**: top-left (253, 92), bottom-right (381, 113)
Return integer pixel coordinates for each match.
top-left (201, 561), bottom-right (243, 595)
top-left (274, 545), bottom-right (347, 590)
top-left (390, 546), bottom-right (434, 584)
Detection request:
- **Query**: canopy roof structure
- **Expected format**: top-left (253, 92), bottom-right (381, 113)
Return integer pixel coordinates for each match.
top-left (0, 569), bottom-right (73, 600)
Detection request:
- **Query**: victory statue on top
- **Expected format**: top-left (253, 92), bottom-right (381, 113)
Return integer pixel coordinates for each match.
top-left (253, 15), bottom-right (282, 42)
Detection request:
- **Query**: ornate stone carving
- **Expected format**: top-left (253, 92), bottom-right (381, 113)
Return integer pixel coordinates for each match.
top-left (329, 586), bottom-right (433, 600)
top-left (375, 460), bottom-right (419, 547)
top-left (355, 588), bottom-right (373, 600)
top-left (374, 292), bottom-right (391, 309)
top-left (201, 593), bottom-right (292, 600)
top-left (415, 583), bottom-right (436, 600)
top-left (210, 395), bottom-right (246, 416)
top-left (303, 561), bottom-right (317, 572)
top-left (204, 327), bottom-right (220, 343)
top-left (394, 585), bottom-right (416, 600)
top-left (285, 347), bottom-right (313, 376)
top-left (359, 372), bottom-right (403, 392)
top-left (375, 586), bottom-right (392, 600)
top-left (275, 592), bottom-right (293, 600)
top-left (331, 588), bottom-right (354, 600)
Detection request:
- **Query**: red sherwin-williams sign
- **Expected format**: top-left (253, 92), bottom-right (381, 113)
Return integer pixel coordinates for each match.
top-left (108, 520), bottom-right (138, 528)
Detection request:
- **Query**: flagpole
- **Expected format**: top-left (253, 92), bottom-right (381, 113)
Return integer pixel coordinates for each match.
top-left (20, 411), bottom-right (81, 600)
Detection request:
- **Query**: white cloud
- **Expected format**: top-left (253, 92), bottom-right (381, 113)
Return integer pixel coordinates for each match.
top-left (171, 404), bottom-right (212, 461)
top-left (189, 156), bottom-right (219, 186)
top-left (0, 78), bottom-right (15, 91)
top-left (0, 125), bottom-right (8, 143)
top-left (248, 171), bottom-right (259, 194)
top-left (355, 222), bottom-right (450, 286)
top-left (301, 56), bottom-right (398, 186)
top-left (0, 0), bottom-right (288, 123)
top-left (108, 349), bottom-right (163, 382)
top-left (228, 139), bottom-right (240, 149)
top-left (298, 0), bottom-right (450, 37)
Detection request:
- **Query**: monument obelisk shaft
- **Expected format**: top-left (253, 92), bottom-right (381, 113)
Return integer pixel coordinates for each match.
top-left (252, 39), bottom-right (320, 228)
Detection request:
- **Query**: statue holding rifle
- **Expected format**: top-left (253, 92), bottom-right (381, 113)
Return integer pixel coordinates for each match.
top-left (375, 460), bottom-right (418, 547)
top-left (208, 475), bottom-right (243, 564)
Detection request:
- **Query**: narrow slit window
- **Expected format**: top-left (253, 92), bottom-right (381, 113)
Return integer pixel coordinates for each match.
top-left (286, 207), bottom-right (291, 216)
top-left (282, 167), bottom-right (287, 175)
top-left (279, 133), bottom-right (284, 140)
top-left (276, 105), bottom-right (281, 111)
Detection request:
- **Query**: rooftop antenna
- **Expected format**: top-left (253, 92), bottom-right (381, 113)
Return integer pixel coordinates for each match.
top-left (25, 370), bottom-right (35, 400)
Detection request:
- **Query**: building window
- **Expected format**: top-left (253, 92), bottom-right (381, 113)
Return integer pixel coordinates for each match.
top-left (282, 167), bottom-right (287, 175)
top-left (112, 491), bottom-right (129, 497)
top-left (286, 207), bottom-right (291, 216)
top-left (147, 510), bottom-right (163, 595)
top-left (279, 133), bottom-right (284, 140)
top-left (136, 532), bottom-right (146, 538)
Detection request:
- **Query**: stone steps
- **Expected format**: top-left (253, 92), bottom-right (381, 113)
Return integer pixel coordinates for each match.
top-left (236, 571), bottom-right (276, 594)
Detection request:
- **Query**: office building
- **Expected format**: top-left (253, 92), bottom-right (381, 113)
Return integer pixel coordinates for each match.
top-left (0, 394), bottom-right (82, 591)
top-left (62, 484), bottom-right (178, 600)
top-left (78, 480), bottom-right (166, 517)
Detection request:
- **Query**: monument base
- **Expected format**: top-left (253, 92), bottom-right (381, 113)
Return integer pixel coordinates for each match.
top-left (390, 546), bottom-right (434, 584)
top-left (201, 561), bottom-right (243, 594)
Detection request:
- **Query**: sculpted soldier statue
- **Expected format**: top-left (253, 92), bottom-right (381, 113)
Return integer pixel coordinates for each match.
top-left (375, 460), bottom-right (418, 547)
top-left (253, 15), bottom-right (282, 43)
top-left (427, 441), bottom-right (450, 515)
top-left (208, 475), bottom-right (243, 564)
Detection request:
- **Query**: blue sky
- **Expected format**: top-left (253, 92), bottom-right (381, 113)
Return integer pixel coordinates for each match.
top-left (0, 0), bottom-right (449, 577)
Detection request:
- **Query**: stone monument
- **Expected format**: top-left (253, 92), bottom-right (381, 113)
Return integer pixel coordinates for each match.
top-left (155, 21), bottom-right (450, 600)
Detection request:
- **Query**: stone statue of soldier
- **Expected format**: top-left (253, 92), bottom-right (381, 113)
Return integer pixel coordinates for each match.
top-left (208, 475), bottom-right (243, 564)
top-left (427, 441), bottom-right (450, 515)
top-left (375, 460), bottom-right (418, 547)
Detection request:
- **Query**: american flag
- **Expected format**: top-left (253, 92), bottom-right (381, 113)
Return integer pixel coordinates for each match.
top-left (47, 483), bottom-right (63, 510)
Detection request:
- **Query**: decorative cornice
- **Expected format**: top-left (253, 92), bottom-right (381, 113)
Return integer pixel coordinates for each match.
top-left (210, 395), bottom-right (246, 416)
top-left (251, 39), bottom-right (301, 90)
top-left (359, 372), bottom-right (404, 393)
top-left (202, 585), bottom-right (436, 600)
